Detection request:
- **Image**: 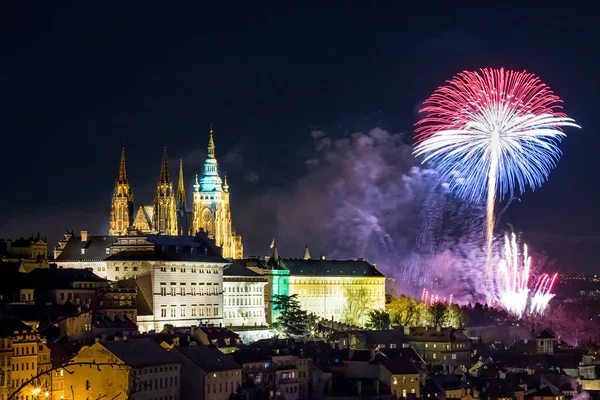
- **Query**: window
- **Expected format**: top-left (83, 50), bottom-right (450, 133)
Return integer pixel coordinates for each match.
top-left (192, 308), bottom-right (197, 317)
top-left (170, 284), bottom-right (176, 296)
top-left (106, 248), bottom-right (110, 255)
top-left (86, 380), bottom-right (91, 390)
top-left (170, 307), bottom-right (176, 318)
top-left (180, 283), bottom-right (186, 296)
top-left (181, 307), bottom-right (186, 317)
top-left (161, 266), bottom-right (167, 272)
top-left (160, 285), bottom-right (167, 296)
top-left (161, 308), bottom-right (167, 318)
top-left (181, 267), bottom-right (186, 273)
top-left (452, 354), bottom-right (457, 360)
top-left (432, 353), bottom-right (437, 360)
top-left (81, 248), bottom-right (86, 255)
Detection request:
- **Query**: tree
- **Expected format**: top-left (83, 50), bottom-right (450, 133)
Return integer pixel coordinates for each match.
top-left (427, 302), bottom-right (449, 328)
top-left (366, 309), bottom-right (391, 330)
top-left (342, 287), bottom-right (374, 326)
top-left (387, 295), bottom-right (419, 326)
top-left (447, 304), bottom-right (463, 328)
top-left (272, 294), bottom-right (308, 338)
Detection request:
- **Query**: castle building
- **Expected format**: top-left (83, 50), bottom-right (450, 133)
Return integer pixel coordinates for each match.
top-left (0, 235), bottom-right (49, 272)
top-left (243, 245), bottom-right (386, 326)
top-left (107, 128), bottom-right (243, 259)
top-left (222, 262), bottom-right (267, 329)
top-left (54, 230), bottom-right (230, 332)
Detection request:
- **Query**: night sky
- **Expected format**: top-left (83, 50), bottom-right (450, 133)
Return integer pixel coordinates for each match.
top-left (2, 3), bottom-right (599, 273)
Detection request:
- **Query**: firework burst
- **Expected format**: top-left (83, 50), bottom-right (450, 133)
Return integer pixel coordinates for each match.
top-left (497, 232), bottom-right (557, 317)
top-left (414, 68), bottom-right (580, 275)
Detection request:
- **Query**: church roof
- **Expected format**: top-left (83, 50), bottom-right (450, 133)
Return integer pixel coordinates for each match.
top-left (280, 258), bottom-right (384, 277)
top-left (55, 235), bottom-right (118, 261)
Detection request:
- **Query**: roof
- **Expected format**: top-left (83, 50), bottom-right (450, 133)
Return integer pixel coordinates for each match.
top-left (265, 258), bottom-right (384, 277)
top-left (0, 316), bottom-right (32, 337)
top-left (56, 233), bottom-right (228, 263)
top-left (25, 266), bottom-right (107, 289)
top-left (55, 235), bottom-right (117, 261)
top-left (93, 314), bottom-right (138, 329)
top-left (382, 357), bottom-right (421, 375)
top-left (175, 345), bottom-right (241, 372)
top-left (101, 338), bottom-right (180, 367)
top-left (106, 234), bottom-right (227, 262)
top-left (537, 330), bottom-right (556, 339)
top-left (406, 327), bottom-right (471, 343)
top-left (223, 261), bottom-right (263, 278)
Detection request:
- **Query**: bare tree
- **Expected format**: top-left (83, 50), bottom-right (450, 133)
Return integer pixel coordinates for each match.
top-left (342, 287), bottom-right (374, 326)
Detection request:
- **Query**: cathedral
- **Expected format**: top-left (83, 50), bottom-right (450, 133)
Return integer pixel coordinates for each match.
top-left (108, 128), bottom-right (243, 259)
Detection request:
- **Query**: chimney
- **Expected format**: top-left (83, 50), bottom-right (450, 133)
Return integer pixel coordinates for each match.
top-left (356, 381), bottom-right (362, 396)
top-left (375, 380), bottom-right (380, 395)
top-left (81, 230), bottom-right (89, 242)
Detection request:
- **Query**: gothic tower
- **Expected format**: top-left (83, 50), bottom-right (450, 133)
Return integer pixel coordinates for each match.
top-left (192, 127), bottom-right (243, 259)
top-left (176, 159), bottom-right (188, 236)
top-left (109, 147), bottom-right (134, 236)
top-left (152, 147), bottom-right (178, 235)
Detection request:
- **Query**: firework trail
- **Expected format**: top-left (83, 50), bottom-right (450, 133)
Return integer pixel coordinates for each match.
top-left (497, 232), bottom-right (557, 317)
top-left (414, 68), bottom-right (580, 277)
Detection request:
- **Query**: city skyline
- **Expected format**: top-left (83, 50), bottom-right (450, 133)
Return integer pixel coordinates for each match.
top-left (3, 4), bottom-right (600, 274)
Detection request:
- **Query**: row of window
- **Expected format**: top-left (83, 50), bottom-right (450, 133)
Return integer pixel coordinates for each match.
top-left (160, 306), bottom-right (219, 318)
top-left (206, 380), bottom-right (240, 395)
top-left (159, 266), bottom-right (220, 274)
top-left (133, 375), bottom-right (178, 392)
top-left (224, 310), bottom-right (263, 318)
top-left (11, 361), bottom-right (36, 371)
top-left (225, 297), bottom-right (263, 306)
top-left (159, 283), bottom-right (220, 296)
top-left (424, 343), bottom-right (467, 349)
top-left (224, 286), bottom-right (262, 293)
top-left (13, 345), bottom-right (41, 356)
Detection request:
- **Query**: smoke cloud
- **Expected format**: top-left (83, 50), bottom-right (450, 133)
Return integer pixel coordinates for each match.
top-left (243, 128), bottom-right (489, 300)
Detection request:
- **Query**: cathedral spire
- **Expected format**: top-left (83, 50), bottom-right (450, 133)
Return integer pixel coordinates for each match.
top-left (159, 146), bottom-right (170, 182)
top-left (223, 173), bottom-right (229, 193)
top-left (207, 123), bottom-right (215, 159)
top-left (118, 147), bottom-right (128, 182)
top-left (303, 243), bottom-right (311, 260)
top-left (177, 159), bottom-right (186, 209)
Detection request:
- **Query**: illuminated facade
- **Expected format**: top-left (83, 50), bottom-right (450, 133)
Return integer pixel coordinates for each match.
top-left (190, 128), bottom-right (243, 259)
top-left (54, 230), bottom-right (229, 332)
top-left (108, 148), bottom-right (134, 236)
top-left (65, 339), bottom-right (181, 400)
top-left (222, 263), bottom-right (267, 329)
top-left (0, 317), bottom-right (52, 400)
top-left (105, 128), bottom-right (243, 259)
top-left (0, 236), bottom-right (49, 272)
top-left (243, 246), bottom-right (386, 326)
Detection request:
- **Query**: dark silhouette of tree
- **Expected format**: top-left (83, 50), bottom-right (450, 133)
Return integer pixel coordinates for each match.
top-left (366, 309), bottom-right (391, 330)
top-left (272, 294), bottom-right (307, 338)
top-left (427, 302), bottom-right (449, 328)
